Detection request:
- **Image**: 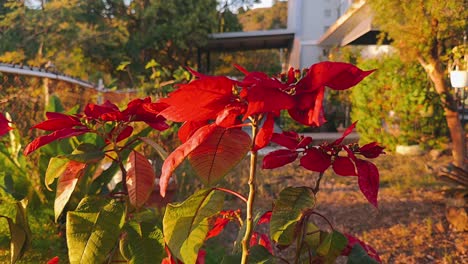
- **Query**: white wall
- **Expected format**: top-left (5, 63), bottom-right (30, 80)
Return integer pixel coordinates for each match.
top-left (288, 0), bottom-right (353, 69)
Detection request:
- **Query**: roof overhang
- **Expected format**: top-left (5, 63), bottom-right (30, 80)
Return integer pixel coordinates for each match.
top-left (204, 29), bottom-right (295, 52)
top-left (318, 2), bottom-right (385, 46)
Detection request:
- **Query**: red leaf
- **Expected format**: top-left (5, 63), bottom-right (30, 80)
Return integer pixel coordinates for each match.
top-left (356, 159), bottom-right (379, 207)
top-left (159, 77), bottom-right (235, 122)
top-left (249, 232), bottom-right (273, 254)
top-left (359, 142), bottom-right (385, 158)
top-left (24, 128), bottom-right (90, 156)
top-left (0, 113), bottom-right (12, 137)
top-left (332, 121), bottom-right (357, 145)
top-left (307, 62), bottom-right (375, 91)
top-left (55, 161), bottom-right (86, 221)
top-left (84, 100), bottom-right (121, 121)
top-left (160, 124), bottom-right (218, 197)
top-left (206, 210), bottom-right (239, 239)
top-left (47, 256), bottom-right (60, 264)
top-left (178, 121), bottom-right (207, 143)
top-left (332, 156), bottom-right (357, 176)
top-left (188, 127), bottom-right (251, 185)
top-left (254, 113), bottom-right (275, 151)
top-left (288, 87), bottom-right (326, 126)
top-left (196, 249), bottom-right (206, 264)
top-left (126, 150), bottom-right (156, 208)
top-left (123, 98), bottom-right (169, 131)
top-left (206, 217), bottom-right (230, 240)
top-left (33, 113), bottom-right (83, 131)
top-left (233, 64), bottom-right (250, 75)
top-left (243, 85), bottom-right (295, 119)
top-left (342, 234), bottom-right (381, 263)
top-left (250, 232), bottom-right (259, 247)
top-left (271, 131), bottom-right (301, 150)
top-left (296, 136), bottom-right (312, 149)
top-left (115, 125), bottom-right (133, 143)
top-left (215, 103), bottom-right (245, 128)
top-left (258, 211), bottom-right (272, 224)
top-left (300, 148), bottom-right (331, 172)
top-left (259, 234), bottom-right (273, 254)
top-left (262, 149), bottom-right (298, 169)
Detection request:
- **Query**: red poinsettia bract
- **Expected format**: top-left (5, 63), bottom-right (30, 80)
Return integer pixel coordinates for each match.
top-left (0, 113), bottom-right (13, 137)
top-left (158, 62), bottom-right (373, 197)
top-left (24, 98), bottom-right (168, 155)
top-left (262, 122), bottom-right (385, 207)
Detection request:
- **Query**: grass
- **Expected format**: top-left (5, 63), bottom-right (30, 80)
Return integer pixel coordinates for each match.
top-left (0, 204), bottom-right (68, 263)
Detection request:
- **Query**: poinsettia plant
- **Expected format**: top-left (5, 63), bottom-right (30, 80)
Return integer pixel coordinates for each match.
top-left (24, 61), bottom-right (384, 263)
top-left (157, 62), bottom-right (383, 263)
top-left (24, 98), bottom-right (172, 263)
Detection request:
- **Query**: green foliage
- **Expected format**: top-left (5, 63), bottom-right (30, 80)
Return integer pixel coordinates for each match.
top-left (120, 220), bottom-right (165, 264)
top-left (163, 189), bottom-right (224, 264)
top-left (367, 0), bottom-right (467, 62)
top-left (316, 231), bottom-right (347, 263)
top-left (270, 187), bottom-right (315, 246)
top-left (350, 54), bottom-right (448, 150)
top-left (347, 244), bottom-right (379, 264)
top-left (66, 196), bottom-right (125, 264)
top-left (0, 202), bottom-right (31, 264)
top-left (0, 0), bottom-right (218, 87)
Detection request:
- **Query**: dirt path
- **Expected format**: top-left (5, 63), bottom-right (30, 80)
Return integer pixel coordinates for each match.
top-left (314, 183), bottom-right (467, 263)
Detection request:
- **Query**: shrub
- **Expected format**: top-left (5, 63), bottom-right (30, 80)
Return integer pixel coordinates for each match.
top-left (351, 54), bottom-right (448, 150)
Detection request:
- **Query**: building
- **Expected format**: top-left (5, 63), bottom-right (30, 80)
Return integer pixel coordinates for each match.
top-left (202, 0), bottom-right (386, 71)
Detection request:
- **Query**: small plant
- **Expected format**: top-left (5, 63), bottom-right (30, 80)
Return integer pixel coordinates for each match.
top-left (25, 62), bottom-right (383, 263)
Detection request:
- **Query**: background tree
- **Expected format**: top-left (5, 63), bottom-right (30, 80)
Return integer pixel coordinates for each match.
top-left (367, 0), bottom-right (467, 169)
top-left (0, 0), bottom-right (219, 87)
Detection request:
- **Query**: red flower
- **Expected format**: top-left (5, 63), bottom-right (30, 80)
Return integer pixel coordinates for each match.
top-left (0, 113), bottom-right (13, 137)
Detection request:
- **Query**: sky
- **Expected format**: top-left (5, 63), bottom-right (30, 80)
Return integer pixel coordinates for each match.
top-left (252, 0), bottom-right (274, 9)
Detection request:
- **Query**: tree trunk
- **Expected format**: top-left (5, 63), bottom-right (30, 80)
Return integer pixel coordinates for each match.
top-left (421, 60), bottom-right (466, 169)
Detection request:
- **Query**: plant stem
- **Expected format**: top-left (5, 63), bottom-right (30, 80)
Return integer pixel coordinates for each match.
top-left (213, 187), bottom-right (248, 203)
top-left (312, 172), bottom-right (324, 194)
top-left (241, 120), bottom-right (259, 264)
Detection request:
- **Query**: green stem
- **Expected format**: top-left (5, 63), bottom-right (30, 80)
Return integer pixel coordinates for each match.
top-left (241, 120), bottom-right (259, 264)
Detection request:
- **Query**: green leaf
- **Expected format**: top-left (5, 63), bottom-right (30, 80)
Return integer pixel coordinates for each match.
top-left (60, 143), bottom-right (105, 163)
top-left (221, 254), bottom-right (241, 264)
top-left (0, 201), bottom-right (31, 264)
top-left (66, 196), bottom-right (125, 264)
top-left (126, 150), bottom-right (156, 209)
top-left (46, 95), bottom-right (64, 113)
top-left (163, 189), bottom-right (224, 264)
top-left (270, 187), bottom-right (315, 246)
top-left (347, 244), bottom-right (379, 264)
top-left (248, 245), bottom-right (275, 264)
top-left (303, 222), bottom-right (321, 249)
top-left (117, 61), bottom-right (131, 71)
top-left (45, 157), bottom-right (68, 191)
top-left (145, 59), bottom-right (159, 69)
top-left (140, 137), bottom-right (168, 160)
top-left (316, 230), bottom-right (348, 264)
top-left (120, 220), bottom-right (165, 264)
top-left (54, 161), bottom-right (87, 222)
top-left (0, 172), bottom-right (29, 201)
